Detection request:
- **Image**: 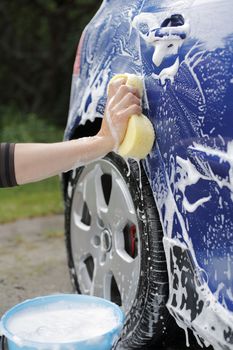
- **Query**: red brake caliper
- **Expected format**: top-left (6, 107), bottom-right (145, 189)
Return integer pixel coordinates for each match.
top-left (129, 225), bottom-right (136, 258)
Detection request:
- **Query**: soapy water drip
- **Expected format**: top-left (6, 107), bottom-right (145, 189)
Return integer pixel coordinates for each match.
top-left (182, 41), bottom-right (207, 105)
top-left (152, 57), bottom-right (180, 86)
top-left (125, 158), bottom-right (131, 177)
top-left (134, 158), bottom-right (143, 193)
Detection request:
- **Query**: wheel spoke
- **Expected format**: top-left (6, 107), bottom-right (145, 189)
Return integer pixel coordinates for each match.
top-left (83, 164), bottom-right (107, 220)
top-left (110, 250), bottom-right (140, 313)
top-left (72, 208), bottom-right (90, 233)
top-left (83, 168), bottom-right (98, 218)
top-left (71, 218), bottom-right (93, 260)
top-left (95, 165), bottom-right (108, 214)
top-left (90, 257), bottom-right (116, 301)
top-left (71, 182), bottom-right (88, 228)
top-left (107, 170), bottom-right (136, 230)
top-left (78, 260), bottom-right (92, 294)
top-left (90, 262), bottom-right (105, 296)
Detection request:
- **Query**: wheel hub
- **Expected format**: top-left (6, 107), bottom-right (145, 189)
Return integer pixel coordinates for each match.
top-left (101, 228), bottom-right (112, 252)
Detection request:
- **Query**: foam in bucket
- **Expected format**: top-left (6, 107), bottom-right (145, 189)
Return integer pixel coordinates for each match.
top-left (0, 294), bottom-right (124, 350)
top-left (8, 302), bottom-right (119, 343)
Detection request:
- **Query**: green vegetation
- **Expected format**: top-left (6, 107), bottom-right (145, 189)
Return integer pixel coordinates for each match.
top-left (0, 176), bottom-right (63, 224)
top-left (0, 107), bottom-right (63, 143)
top-left (0, 0), bottom-right (102, 223)
top-left (42, 229), bottom-right (64, 239)
top-left (0, 0), bottom-right (102, 127)
top-left (0, 112), bottom-right (64, 223)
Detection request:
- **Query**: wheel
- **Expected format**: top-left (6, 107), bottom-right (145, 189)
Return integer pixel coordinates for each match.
top-left (65, 152), bottom-right (170, 349)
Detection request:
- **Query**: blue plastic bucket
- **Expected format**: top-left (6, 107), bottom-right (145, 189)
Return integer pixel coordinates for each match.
top-left (0, 294), bottom-right (124, 350)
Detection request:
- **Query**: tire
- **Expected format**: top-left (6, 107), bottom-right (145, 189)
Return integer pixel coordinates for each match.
top-left (65, 152), bottom-right (171, 349)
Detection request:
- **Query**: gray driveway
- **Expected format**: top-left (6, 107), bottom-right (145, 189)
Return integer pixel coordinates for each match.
top-left (0, 215), bottom-right (72, 315)
top-left (0, 216), bottom-right (205, 350)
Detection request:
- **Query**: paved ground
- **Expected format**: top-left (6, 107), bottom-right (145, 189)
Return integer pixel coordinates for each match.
top-left (0, 215), bottom-right (72, 315)
top-left (0, 215), bottom-right (207, 349)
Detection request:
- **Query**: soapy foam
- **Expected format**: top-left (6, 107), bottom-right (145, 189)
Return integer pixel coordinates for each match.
top-left (7, 302), bottom-right (119, 344)
top-left (132, 12), bottom-right (189, 84)
top-left (64, 1), bottom-right (233, 348)
top-left (152, 57), bottom-right (180, 85)
top-left (133, 19), bottom-right (189, 106)
top-left (149, 138), bottom-right (233, 348)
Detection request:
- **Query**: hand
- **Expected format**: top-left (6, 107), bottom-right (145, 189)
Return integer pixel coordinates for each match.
top-left (98, 77), bottom-right (142, 150)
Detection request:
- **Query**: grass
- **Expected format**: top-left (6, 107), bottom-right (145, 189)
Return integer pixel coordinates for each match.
top-left (0, 176), bottom-right (64, 224)
top-left (0, 108), bottom-right (65, 223)
top-left (42, 229), bottom-right (64, 239)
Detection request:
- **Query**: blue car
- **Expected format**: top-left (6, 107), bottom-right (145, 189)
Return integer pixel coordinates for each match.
top-left (63, 0), bottom-right (233, 349)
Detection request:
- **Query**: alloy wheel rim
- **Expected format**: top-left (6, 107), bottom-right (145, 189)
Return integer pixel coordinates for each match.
top-left (70, 159), bottom-right (141, 315)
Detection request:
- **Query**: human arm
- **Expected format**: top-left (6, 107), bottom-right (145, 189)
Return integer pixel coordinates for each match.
top-left (14, 136), bottom-right (114, 185)
top-left (1, 78), bottom-right (141, 186)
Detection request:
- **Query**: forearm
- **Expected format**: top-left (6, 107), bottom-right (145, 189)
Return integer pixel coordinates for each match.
top-left (1, 79), bottom-right (140, 187)
top-left (14, 136), bottom-right (114, 185)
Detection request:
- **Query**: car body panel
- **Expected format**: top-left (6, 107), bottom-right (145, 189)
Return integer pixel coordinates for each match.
top-left (65, 0), bottom-right (233, 347)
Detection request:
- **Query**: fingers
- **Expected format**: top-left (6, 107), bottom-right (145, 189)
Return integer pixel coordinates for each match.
top-left (112, 93), bottom-right (141, 114)
top-left (113, 85), bottom-right (141, 106)
top-left (117, 104), bottom-right (142, 120)
top-left (104, 77), bottom-right (143, 148)
top-left (108, 79), bottom-right (141, 101)
top-left (108, 77), bottom-right (127, 96)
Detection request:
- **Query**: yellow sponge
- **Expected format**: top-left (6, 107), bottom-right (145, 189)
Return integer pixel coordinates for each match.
top-left (108, 73), bottom-right (155, 159)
